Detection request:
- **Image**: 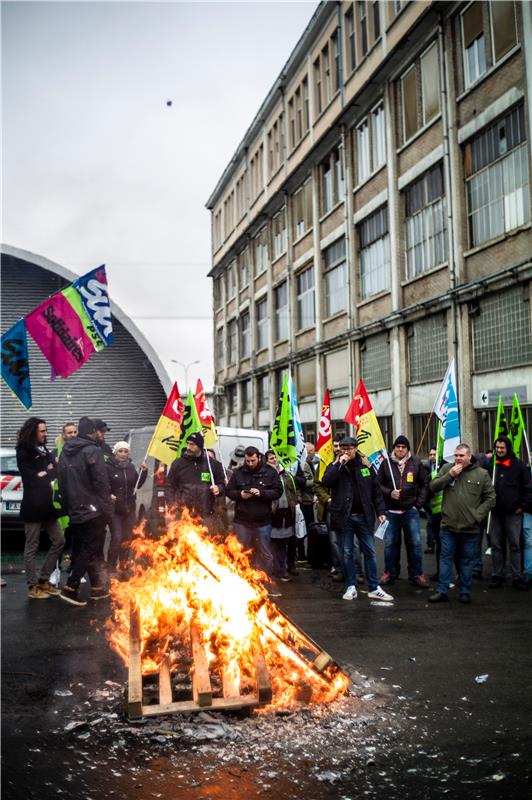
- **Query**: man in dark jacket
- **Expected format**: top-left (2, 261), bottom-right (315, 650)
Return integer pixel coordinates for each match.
top-left (57, 416), bottom-right (113, 606)
top-left (428, 443), bottom-right (495, 604)
top-left (322, 436), bottom-right (392, 602)
top-left (16, 417), bottom-right (64, 600)
top-left (226, 446), bottom-right (283, 581)
top-left (165, 432), bottom-right (225, 532)
top-left (377, 435), bottom-right (429, 588)
top-left (487, 436), bottom-right (531, 590)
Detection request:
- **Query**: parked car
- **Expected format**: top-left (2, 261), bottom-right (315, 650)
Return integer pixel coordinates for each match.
top-left (1, 447), bottom-right (24, 533)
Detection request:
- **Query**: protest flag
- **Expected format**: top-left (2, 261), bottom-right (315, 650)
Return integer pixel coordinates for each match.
top-left (316, 389), bottom-right (333, 480)
top-left (288, 374), bottom-right (307, 471)
top-left (194, 378), bottom-right (218, 448)
top-left (508, 393), bottom-right (525, 458)
top-left (72, 265), bottom-right (113, 347)
top-left (270, 373), bottom-right (298, 470)
top-left (176, 389), bottom-right (204, 457)
top-left (433, 358), bottom-right (461, 463)
top-left (494, 395), bottom-right (510, 440)
top-left (1, 319), bottom-right (32, 410)
top-left (147, 383), bottom-right (185, 465)
top-left (344, 379), bottom-right (387, 471)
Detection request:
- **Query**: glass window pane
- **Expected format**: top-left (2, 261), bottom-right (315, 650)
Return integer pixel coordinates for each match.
top-left (421, 44), bottom-right (440, 124)
top-left (402, 67), bottom-right (418, 141)
top-left (296, 359), bottom-right (316, 399)
top-left (492, 0), bottom-right (517, 62)
top-left (462, 2), bottom-right (483, 47)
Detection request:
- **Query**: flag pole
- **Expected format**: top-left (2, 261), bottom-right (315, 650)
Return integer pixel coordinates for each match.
top-left (383, 448), bottom-right (398, 491)
top-left (133, 448), bottom-right (150, 494)
top-left (204, 448), bottom-right (216, 488)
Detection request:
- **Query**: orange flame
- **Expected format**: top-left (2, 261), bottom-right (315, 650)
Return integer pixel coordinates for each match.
top-left (105, 512), bottom-right (349, 708)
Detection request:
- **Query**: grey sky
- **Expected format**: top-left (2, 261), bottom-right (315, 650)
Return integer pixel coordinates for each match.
top-left (2, 0), bottom-right (317, 391)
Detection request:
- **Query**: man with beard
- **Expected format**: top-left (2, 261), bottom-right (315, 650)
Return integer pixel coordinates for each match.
top-left (165, 432), bottom-right (225, 532)
top-left (16, 417), bottom-right (64, 599)
top-left (226, 446), bottom-right (283, 584)
top-left (57, 416), bottom-right (113, 606)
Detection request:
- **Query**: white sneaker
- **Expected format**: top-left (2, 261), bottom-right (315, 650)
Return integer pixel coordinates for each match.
top-left (368, 585), bottom-right (394, 602)
top-left (342, 585), bottom-right (358, 600)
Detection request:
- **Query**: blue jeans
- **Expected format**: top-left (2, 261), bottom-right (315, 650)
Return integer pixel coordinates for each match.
top-left (384, 508), bottom-right (423, 578)
top-left (341, 514), bottom-right (378, 591)
top-left (329, 528), bottom-right (344, 573)
top-left (523, 512), bottom-right (532, 580)
top-left (437, 527), bottom-right (477, 595)
top-left (234, 523), bottom-right (274, 578)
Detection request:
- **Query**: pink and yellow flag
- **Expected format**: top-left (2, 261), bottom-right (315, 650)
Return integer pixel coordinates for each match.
top-left (147, 383), bottom-right (185, 465)
top-left (194, 378), bottom-right (218, 448)
top-left (316, 389), bottom-right (333, 480)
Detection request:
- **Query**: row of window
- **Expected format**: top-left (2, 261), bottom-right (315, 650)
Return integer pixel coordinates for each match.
top-left (218, 286), bottom-right (532, 395)
top-left (215, 101), bottom-right (529, 308)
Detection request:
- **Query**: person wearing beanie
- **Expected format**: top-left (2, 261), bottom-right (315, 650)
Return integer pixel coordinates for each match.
top-left (106, 442), bottom-right (148, 572)
top-left (486, 436), bottom-right (531, 590)
top-left (165, 431), bottom-right (225, 531)
top-left (377, 434), bottom-right (429, 589)
top-left (56, 416), bottom-right (113, 606)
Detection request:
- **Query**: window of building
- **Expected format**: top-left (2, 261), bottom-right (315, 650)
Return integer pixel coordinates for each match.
top-left (358, 206), bottom-right (390, 299)
top-left (465, 104), bottom-right (529, 247)
top-left (227, 319), bottom-right (238, 365)
top-left (400, 42), bottom-right (440, 143)
top-left (227, 384), bottom-right (236, 416)
top-left (254, 227), bottom-right (269, 276)
top-left (411, 414), bottom-right (439, 458)
top-left (240, 311), bottom-right (250, 359)
top-left (241, 380), bottom-right (251, 412)
top-left (213, 276), bottom-right (223, 309)
top-left (213, 210), bottom-right (222, 250)
top-left (359, 1), bottom-right (368, 58)
top-left (267, 113), bottom-right (283, 178)
top-left (273, 367), bottom-right (287, 400)
top-left (225, 261), bottom-right (236, 299)
top-left (293, 178), bottom-right (313, 238)
top-left (216, 327), bottom-right (224, 366)
top-left (405, 163), bottom-right (447, 279)
top-left (323, 238), bottom-right (347, 317)
top-left (321, 146), bottom-right (343, 215)
top-left (238, 248), bottom-right (249, 289)
top-left (256, 297), bottom-right (269, 351)
top-left (257, 374), bottom-right (270, 409)
top-left (462, 2), bottom-right (486, 87)
top-left (274, 282), bottom-right (289, 341)
top-left (272, 208), bottom-right (287, 259)
top-left (314, 29), bottom-right (339, 117)
top-left (491, 1), bottom-right (517, 62)
top-left (296, 267), bottom-right (315, 330)
top-left (325, 348), bottom-right (349, 396)
top-left (361, 333), bottom-right (391, 390)
top-left (250, 145), bottom-right (264, 200)
top-left (223, 192), bottom-right (234, 240)
top-left (288, 77), bottom-right (310, 151)
top-left (407, 313), bottom-right (448, 383)
top-left (296, 359), bottom-right (316, 400)
top-left (345, 6), bottom-right (356, 73)
top-left (461, 2), bottom-right (517, 90)
top-left (372, 1), bottom-right (380, 40)
top-left (472, 286), bottom-right (532, 371)
top-left (235, 172), bottom-right (246, 222)
top-left (354, 103), bottom-right (385, 184)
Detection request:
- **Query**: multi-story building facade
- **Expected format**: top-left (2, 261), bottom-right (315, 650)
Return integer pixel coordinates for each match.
top-left (206, 0), bottom-right (532, 454)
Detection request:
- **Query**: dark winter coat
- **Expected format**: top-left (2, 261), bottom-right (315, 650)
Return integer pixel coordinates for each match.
top-left (377, 455), bottom-right (428, 512)
top-left (107, 457), bottom-right (147, 516)
top-left (16, 444), bottom-right (58, 523)
top-left (226, 459), bottom-right (283, 527)
top-left (430, 457), bottom-right (495, 534)
top-left (57, 436), bottom-right (113, 524)
top-left (322, 455), bottom-right (385, 532)
top-left (486, 437), bottom-right (532, 514)
top-left (166, 451), bottom-right (225, 519)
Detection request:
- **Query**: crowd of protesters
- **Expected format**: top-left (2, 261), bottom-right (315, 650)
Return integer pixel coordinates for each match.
top-left (11, 414), bottom-right (532, 607)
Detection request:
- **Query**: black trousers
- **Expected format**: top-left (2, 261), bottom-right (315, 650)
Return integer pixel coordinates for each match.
top-left (67, 516), bottom-right (107, 591)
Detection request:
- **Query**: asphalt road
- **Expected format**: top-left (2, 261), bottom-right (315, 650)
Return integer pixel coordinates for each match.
top-left (2, 548), bottom-right (532, 800)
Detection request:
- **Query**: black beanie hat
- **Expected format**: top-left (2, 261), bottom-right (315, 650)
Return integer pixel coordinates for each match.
top-left (393, 435), bottom-right (411, 449)
top-left (78, 416), bottom-right (97, 437)
top-left (187, 431), bottom-right (205, 449)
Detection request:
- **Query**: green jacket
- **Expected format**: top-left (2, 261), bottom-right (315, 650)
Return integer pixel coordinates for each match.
top-left (430, 459), bottom-right (495, 534)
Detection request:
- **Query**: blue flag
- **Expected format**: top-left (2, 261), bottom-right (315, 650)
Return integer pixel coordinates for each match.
top-left (72, 265), bottom-right (113, 347)
top-left (1, 319), bottom-right (32, 409)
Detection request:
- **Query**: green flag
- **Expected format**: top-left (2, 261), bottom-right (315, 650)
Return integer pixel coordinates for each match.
top-left (269, 373), bottom-right (297, 470)
top-left (176, 388), bottom-right (203, 457)
top-left (509, 393), bottom-right (525, 458)
top-left (435, 420), bottom-right (444, 469)
top-left (494, 395), bottom-right (509, 440)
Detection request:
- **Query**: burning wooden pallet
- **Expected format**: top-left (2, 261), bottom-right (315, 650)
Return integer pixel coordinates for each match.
top-left (127, 605), bottom-right (338, 720)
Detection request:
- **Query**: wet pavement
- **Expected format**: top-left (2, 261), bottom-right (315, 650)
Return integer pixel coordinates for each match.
top-left (2, 552), bottom-right (532, 800)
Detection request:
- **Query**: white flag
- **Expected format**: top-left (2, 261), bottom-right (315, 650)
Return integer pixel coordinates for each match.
top-left (433, 359), bottom-right (461, 463)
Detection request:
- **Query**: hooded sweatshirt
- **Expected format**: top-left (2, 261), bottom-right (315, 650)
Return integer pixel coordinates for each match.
top-left (487, 436), bottom-right (531, 514)
top-left (57, 436), bottom-right (113, 524)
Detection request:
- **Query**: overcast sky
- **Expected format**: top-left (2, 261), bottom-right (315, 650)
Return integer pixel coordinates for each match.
top-left (2, 0), bottom-right (317, 391)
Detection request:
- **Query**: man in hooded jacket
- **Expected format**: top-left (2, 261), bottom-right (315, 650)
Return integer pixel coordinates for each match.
top-left (57, 416), bottom-right (113, 606)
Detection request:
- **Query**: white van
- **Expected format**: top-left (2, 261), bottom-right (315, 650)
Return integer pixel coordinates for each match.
top-left (125, 425), bottom-right (269, 532)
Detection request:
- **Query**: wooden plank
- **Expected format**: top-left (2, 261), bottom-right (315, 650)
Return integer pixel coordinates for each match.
top-left (312, 651), bottom-right (333, 672)
top-left (190, 622), bottom-right (212, 707)
top-left (250, 627), bottom-right (273, 704)
top-left (158, 656), bottom-right (173, 706)
top-left (142, 694), bottom-right (260, 717)
top-left (127, 605), bottom-right (143, 720)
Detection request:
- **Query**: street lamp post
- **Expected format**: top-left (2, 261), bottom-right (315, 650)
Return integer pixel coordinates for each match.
top-left (171, 359), bottom-right (200, 391)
